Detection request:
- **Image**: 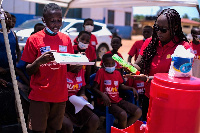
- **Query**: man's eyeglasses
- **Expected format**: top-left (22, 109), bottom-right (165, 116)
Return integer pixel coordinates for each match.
top-left (154, 25), bottom-right (169, 33)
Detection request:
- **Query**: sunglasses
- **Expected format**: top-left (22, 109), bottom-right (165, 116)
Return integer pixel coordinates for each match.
top-left (154, 25), bottom-right (169, 33)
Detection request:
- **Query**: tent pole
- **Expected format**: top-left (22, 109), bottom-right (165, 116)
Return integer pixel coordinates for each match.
top-left (196, 5), bottom-right (200, 17)
top-left (0, 1), bottom-right (28, 133)
top-left (63, 0), bottom-right (75, 18)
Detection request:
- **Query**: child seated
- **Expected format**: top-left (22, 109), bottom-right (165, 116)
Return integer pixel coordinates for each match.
top-left (91, 54), bottom-right (142, 129)
top-left (61, 65), bottom-right (99, 133)
top-left (73, 31), bottom-right (97, 88)
top-left (73, 18), bottom-right (98, 50)
top-left (100, 35), bottom-right (124, 74)
top-left (125, 78), bottom-right (146, 109)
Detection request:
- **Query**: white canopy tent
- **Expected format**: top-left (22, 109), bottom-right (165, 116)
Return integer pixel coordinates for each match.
top-left (23, 0), bottom-right (199, 18)
top-left (23, 0), bottom-right (198, 8)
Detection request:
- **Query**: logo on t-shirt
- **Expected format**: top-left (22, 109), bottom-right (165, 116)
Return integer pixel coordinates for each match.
top-left (59, 45), bottom-right (67, 52)
top-left (40, 46), bottom-right (51, 54)
top-left (76, 76), bottom-right (82, 82)
top-left (114, 81), bottom-right (118, 86)
top-left (136, 82), bottom-right (144, 88)
top-left (91, 41), bottom-right (96, 46)
top-left (166, 54), bottom-right (171, 59)
top-left (67, 78), bottom-right (73, 83)
top-left (193, 50), bottom-right (197, 55)
top-left (104, 80), bottom-right (111, 85)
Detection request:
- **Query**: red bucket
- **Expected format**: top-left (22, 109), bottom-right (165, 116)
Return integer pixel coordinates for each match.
top-left (146, 73), bottom-right (200, 133)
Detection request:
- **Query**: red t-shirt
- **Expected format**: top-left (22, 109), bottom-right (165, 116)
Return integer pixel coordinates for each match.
top-left (140, 38), bottom-right (191, 98)
top-left (100, 51), bottom-right (123, 69)
top-left (125, 78), bottom-right (145, 95)
top-left (190, 42), bottom-right (200, 60)
top-left (21, 30), bottom-right (74, 102)
top-left (74, 34), bottom-right (98, 49)
top-left (73, 45), bottom-right (96, 62)
top-left (94, 68), bottom-right (123, 103)
top-left (66, 68), bottom-right (86, 97)
top-left (128, 40), bottom-right (144, 62)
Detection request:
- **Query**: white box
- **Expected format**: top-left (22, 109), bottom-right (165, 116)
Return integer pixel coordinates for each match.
top-left (52, 52), bottom-right (95, 65)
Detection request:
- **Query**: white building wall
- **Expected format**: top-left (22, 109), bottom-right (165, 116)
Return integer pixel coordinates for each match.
top-left (2, 0), bottom-right (35, 14)
top-left (82, 8), bottom-right (91, 19)
top-left (82, 8), bottom-right (104, 20)
top-left (90, 8), bottom-right (104, 20)
top-left (105, 7), bottom-right (133, 26)
top-left (82, 7), bottom-right (133, 26)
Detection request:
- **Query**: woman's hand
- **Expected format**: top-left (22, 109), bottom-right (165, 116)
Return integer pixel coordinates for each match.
top-left (125, 74), bottom-right (147, 82)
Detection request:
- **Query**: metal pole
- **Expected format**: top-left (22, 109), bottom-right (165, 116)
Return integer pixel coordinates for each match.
top-left (63, 0), bottom-right (75, 18)
top-left (0, 1), bottom-right (28, 133)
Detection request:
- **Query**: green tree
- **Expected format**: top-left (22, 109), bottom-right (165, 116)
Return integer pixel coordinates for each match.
top-left (134, 15), bottom-right (145, 22)
top-left (192, 18), bottom-right (200, 22)
top-left (182, 13), bottom-right (189, 19)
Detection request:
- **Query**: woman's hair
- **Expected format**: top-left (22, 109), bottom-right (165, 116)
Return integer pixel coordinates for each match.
top-left (140, 8), bottom-right (188, 75)
top-left (43, 3), bottom-right (62, 17)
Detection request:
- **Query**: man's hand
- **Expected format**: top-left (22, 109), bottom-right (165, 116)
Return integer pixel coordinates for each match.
top-left (131, 87), bottom-right (139, 101)
top-left (101, 93), bottom-right (111, 106)
top-left (35, 51), bottom-right (56, 65)
top-left (0, 79), bottom-right (8, 87)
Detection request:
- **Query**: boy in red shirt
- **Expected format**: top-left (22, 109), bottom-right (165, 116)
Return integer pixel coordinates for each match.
top-left (126, 26), bottom-right (152, 109)
top-left (21, 3), bottom-right (73, 133)
top-left (73, 31), bottom-right (96, 89)
top-left (190, 27), bottom-right (200, 78)
top-left (91, 54), bottom-right (142, 129)
top-left (74, 18), bottom-right (98, 74)
top-left (61, 65), bottom-right (99, 133)
top-left (100, 35), bottom-right (124, 74)
top-left (74, 18), bottom-right (98, 49)
top-left (128, 25), bottom-right (152, 63)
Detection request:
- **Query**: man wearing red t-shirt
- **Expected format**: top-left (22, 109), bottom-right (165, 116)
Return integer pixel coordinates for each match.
top-left (21, 3), bottom-right (74, 132)
top-left (92, 54), bottom-right (141, 129)
top-left (190, 27), bottom-right (200, 78)
top-left (128, 26), bottom-right (152, 63)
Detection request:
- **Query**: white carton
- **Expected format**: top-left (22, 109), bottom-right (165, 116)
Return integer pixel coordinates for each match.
top-left (168, 45), bottom-right (195, 77)
top-left (52, 52), bottom-right (95, 65)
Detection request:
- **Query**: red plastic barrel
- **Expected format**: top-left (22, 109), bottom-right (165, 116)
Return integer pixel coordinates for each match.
top-left (146, 73), bottom-right (200, 133)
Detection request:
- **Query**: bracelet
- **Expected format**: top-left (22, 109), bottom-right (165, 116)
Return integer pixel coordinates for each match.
top-left (146, 76), bottom-right (153, 82)
top-left (146, 76), bottom-right (149, 82)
